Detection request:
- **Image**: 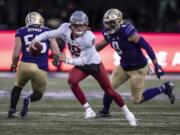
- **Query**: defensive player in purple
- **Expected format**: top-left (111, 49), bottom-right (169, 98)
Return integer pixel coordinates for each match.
top-left (8, 12), bottom-right (60, 118)
top-left (96, 9), bottom-right (175, 117)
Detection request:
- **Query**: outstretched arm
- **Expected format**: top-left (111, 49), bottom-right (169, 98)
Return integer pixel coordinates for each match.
top-left (50, 38), bottom-right (61, 55)
top-left (95, 39), bottom-right (109, 52)
top-left (34, 29), bottom-right (63, 42)
top-left (58, 52), bottom-right (89, 66)
top-left (49, 38), bottom-right (61, 67)
top-left (128, 33), bottom-right (164, 79)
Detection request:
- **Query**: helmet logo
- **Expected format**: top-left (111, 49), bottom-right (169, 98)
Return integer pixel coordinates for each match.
top-left (103, 9), bottom-right (123, 34)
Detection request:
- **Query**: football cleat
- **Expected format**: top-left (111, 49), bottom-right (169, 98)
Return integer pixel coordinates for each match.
top-left (164, 81), bottom-right (175, 104)
top-left (20, 98), bottom-right (30, 118)
top-left (84, 108), bottom-right (96, 119)
top-left (125, 112), bottom-right (138, 126)
top-left (96, 110), bottom-right (111, 118)
top-left (8, 109), bottom-right (17, 118)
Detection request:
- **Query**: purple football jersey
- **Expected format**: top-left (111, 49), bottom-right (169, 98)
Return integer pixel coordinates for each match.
top-left (15, 25), bottom-right (50, 71)
top-left (103, 23), bottom-right (147, 70)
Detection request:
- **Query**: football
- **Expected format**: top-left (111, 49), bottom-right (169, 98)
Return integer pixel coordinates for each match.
top-left (29, 42), bottom-right (43, 56)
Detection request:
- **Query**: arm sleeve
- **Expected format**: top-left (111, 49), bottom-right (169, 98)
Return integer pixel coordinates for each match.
top-left (35, 24), bottom-right (66, 41)
top-left (65, 57), bottom-right (87, 66)
top-left (35, 29), bottom-right (63, 41)
top-left (15, 29), bottom-right (22, 38)
top-left (137, 37), bottom-right (156, 60)
top-left (124, 25), bottom-right (137, 37)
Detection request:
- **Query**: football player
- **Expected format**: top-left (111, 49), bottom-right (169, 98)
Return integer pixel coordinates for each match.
top-left (8, 12), bottom-right (60, 118)
top-left (95, 9), bottom-right (175, 117)
top-left (31, 11), bottom-right (138, 126)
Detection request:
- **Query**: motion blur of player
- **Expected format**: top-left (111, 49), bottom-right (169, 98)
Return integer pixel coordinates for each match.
top-left (95, 9), bottom-right (175, 117)
top-left (31, 10), bottom-right (138, 126)
top-left (8, 12), bottom-right (60, 118)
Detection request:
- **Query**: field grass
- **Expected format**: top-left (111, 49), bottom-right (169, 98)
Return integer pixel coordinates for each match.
top-left (0, 74), bottom-right (180, 135)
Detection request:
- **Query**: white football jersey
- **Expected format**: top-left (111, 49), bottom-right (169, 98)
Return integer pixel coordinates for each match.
top-left (35, 23), bottom-right (101, 66)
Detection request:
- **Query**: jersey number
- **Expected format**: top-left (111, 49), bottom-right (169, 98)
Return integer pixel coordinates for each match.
top-left (24, 34), bottom-right (47, 53)
top-left (111, 41), bottom-right (123, 54)
top-left (68, 44), bottom-right (81, 57)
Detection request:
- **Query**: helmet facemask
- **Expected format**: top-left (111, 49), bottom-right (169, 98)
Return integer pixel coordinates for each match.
top-left (71, 23), bottom-right (87, 36)
top-left (70, 11), bottom-right (89, 37)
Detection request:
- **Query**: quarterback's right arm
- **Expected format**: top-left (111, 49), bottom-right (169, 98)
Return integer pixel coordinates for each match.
top-left (31, 24), bottom-right (67, 48)
top-left (33, 29), bottom-right (62, 43)
top-left (95, 39), bottom-right (109, 52)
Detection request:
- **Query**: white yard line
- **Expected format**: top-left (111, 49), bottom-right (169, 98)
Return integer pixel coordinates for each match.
top-left (0, 90), bottom-right (179, 100)
top-left (1, 72), bottom-right (180, 80)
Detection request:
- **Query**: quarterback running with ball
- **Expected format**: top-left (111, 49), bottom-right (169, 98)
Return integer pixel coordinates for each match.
top-left (31, 10), bottom-right (138, 126)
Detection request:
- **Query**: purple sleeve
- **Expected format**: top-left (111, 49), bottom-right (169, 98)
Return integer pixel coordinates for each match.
top-left (15, 29), bottom-right (22, 37)
top-left (137, 37), bottom-right (156, 60)
top-left (125, 25), bottom-right (137, 37)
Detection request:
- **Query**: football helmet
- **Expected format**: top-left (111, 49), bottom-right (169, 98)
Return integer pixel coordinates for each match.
top-left (70, 11), bottom-right (89, 36)
top-left (103, 9), bottom-right (123, 34)
top-left (25, 12), bottom-right (44, 26)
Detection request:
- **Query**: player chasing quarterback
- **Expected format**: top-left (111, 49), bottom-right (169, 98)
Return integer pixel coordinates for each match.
top-left (94, 9), bottom-right (175, 117)
top-left (30, 10), bottom-right (138, 126)
top-left (8, 12), bottom-right (60, 118)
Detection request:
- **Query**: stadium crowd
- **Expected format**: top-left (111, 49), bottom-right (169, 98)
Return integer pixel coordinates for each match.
top-left (0, 0), bottom-right (180, 32)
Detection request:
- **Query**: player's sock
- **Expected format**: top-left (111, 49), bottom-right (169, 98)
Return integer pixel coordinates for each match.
top-left (29, 92), bottom-right (43, 102)
top-left (102, 94), bottom-right (113, 113)
top-left (83, 102), bottom-right (90, 110)
top-left (142, 86), bottom-right (165, 102)
top-left (10, 86), bottom-right (22, 110)
top-left (121, 105), bottom-right (131, 115)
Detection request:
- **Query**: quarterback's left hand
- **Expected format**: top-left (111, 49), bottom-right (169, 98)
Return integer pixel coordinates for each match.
top-left (10, 64), bottom-right (17, 72)
top-left (154, 64), bottom-right (164, 79)
top-left (52, 54), bottom-right (60, 67)
top-left (58, 52), bottom-right (67, 63)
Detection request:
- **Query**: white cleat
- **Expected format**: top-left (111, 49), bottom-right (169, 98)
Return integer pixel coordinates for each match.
top-left (84, 108), bottom-right (96, 119)
top-left (125, 112), bottom-right (138, 126)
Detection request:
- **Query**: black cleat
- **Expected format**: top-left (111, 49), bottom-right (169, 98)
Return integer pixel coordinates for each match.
top-left (164, 81), bottom-right (175, 104)
top-left (96, 110), bottom-right (111, 118)
top-left (20, 98), bottom-right (30, 118)
top-left (8, 109), bottom-right (17, 118)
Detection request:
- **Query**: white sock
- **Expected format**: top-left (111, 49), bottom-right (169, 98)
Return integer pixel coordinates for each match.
top-left (83, 102), bottom-right (90, 110)
top-left (121, 105), bottom-right (131, 115)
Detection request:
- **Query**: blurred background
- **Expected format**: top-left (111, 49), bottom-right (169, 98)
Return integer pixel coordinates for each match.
top-left (0, 0), bottom-right (180, 72)
top-left (0, 1), bottom-right (180, 134)
top-left (0, 0), bottom-right (180, 32)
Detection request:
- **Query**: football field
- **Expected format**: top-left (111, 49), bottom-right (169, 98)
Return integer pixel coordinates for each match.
top-left (0, 73), bottom-right (180, 135)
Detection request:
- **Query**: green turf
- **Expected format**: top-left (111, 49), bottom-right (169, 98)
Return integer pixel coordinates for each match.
top-left (0, 76), bottom-right (180, 135)
top-left (0, 99), bottom-right (180, 135)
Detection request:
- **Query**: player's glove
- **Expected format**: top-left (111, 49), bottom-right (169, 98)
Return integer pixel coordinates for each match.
top-left (10, 64), bottom-right (17, 72)
top-left (52, 54), bottom-right (60, 67)
top-left (154, 64), bottom-right (164, 79)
